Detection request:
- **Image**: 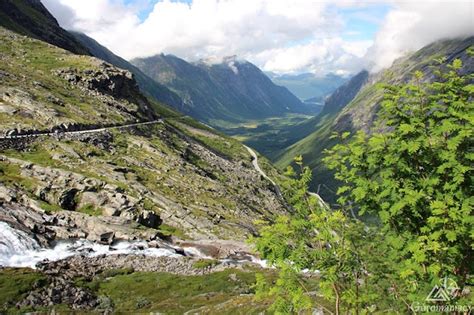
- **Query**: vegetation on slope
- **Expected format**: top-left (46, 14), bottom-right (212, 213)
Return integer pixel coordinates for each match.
top-left (0, 26), bottom-right (286, 240)
top-left (0, 27), bottom-right (155, 130)
top-left (253, 57), bottom-right (474, 314)
top-left (0, 268), bottom-right (47, 313)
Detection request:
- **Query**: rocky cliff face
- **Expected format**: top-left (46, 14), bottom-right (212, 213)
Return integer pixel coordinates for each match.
top-left (0, 28), bottom-right (160, 131)
top-left (131, 54), bottom-right (306, 126)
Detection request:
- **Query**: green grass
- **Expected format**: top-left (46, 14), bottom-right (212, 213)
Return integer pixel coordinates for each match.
top-left (168, 118), bottom-right (251, 161)
top-left (158, 224), bottom-right (188, 239)
top-left (0, 268), bottom-right (325, 314)
top-left (39, 200), bottom-right (63, 214)
top-left (95, 269), bottom-right (268, 314)
top-left (218, 113), bottom-right (315, 159)
top-left (77, 203), bottom-right (103, 216)
top-left (4, 147), bottom-right (57, 167)
top-left (192, 259), bottom-right (219, 269)
top-left (0, 161), bottom-right (38, 191)
top-left (0, 268), bottom-right (47, 312)
top-left (193, 134), bottom-right (249, 161)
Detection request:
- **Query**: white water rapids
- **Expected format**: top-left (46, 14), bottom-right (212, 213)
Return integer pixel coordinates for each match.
top-left (0, 222), bottom-right (185, 268)
top-left (0, 222), bottom-right (268, 269)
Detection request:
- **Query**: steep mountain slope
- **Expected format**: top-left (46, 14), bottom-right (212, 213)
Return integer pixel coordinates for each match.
top-left (0, 1), bottom-right (185, 113)
top-left (70, 32), bottom-right (185, 112)
top-left (0, 0), bottom-right (90, 55)
top-left (131, 54), bottom-right (306, 126)
top-left (276, 36), bottom-right (474, 202)
top-left (0, 26), bottom-right (287, 241)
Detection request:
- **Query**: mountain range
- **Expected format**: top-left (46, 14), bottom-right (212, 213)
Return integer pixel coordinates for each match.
top-left (131, 54), bottom-right (310, 127)
top-left (1, 0), bottom-right (313, 130)
top-left (0, 0), bottom-right (472, 312)
top-left (0, 5), bottom-right (295, 312)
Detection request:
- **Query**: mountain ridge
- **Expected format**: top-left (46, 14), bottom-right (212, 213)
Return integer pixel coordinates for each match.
top-left (70, 32), bottom-right (186, 113)
top-left (131, 53), bottom-right (309, 127)
top-left (0, 0), bottom-right (90, 56)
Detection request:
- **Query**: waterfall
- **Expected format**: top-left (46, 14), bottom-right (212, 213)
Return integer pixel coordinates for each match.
top-left (0, 221), bottom-right (40, 260)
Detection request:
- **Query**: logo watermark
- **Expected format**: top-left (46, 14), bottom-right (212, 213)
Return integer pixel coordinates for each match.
top-left (425, 277), bottom-right (459, 302)
top-left (412, 276), bottom-right (472, 313)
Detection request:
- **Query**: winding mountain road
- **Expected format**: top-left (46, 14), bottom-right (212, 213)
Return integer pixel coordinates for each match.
top-left (0, 119), bottom-right (164, 140)
top-left (244, 145), bottom-right (276, 186)
top-left (245, 145), bottom-right (328, 209)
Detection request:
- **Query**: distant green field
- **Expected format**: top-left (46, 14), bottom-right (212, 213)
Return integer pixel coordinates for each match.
top-left (218, 113), bottom-right (315, 159)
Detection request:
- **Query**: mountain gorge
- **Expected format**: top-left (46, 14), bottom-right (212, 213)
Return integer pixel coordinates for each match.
top-left (267, 72), bottom-right (347, 113)
top-left (0, 0), bottom-right (472, 313)
top-left (131, 54), bottom-right (308, 127)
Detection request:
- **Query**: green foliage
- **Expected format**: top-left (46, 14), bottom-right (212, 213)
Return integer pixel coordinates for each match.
top-left (253, 159), bottom-right (384, 313)
top-left (255, 57), bottom-right (473, 314)
top-left (324, 58), bottom-right (473, 305)
top-left (0, 268), bottom-right (47, 312)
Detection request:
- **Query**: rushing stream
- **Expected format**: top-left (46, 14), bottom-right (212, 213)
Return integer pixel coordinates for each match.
top-left (0, 222), bottom-right (187, 268)
top-left (0, 222), bottom-right (267, 269)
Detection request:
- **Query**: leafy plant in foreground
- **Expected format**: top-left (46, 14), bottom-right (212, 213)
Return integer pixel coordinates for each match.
top-left (252, 159), bottom-right (389, 314)
top-left (325, 57), bottom-right (473, 306)
top-left (254, 56), bottom-right (473, 313)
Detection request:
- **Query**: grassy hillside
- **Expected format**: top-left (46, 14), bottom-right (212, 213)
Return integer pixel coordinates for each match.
top-left (0, 28), bottom-right (157, 130)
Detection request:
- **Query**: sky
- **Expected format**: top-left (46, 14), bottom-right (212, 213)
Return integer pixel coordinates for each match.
top-left (42, 0), bottom-right (474, 77)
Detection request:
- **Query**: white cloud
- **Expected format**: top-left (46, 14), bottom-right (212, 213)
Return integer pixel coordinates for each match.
top-left (254, 38), bottom-right (372, 76)
top-left (367, 0), bottom-right (474, 72)
top-left (41, 0), bottom-right (474, 76)
top-left (41, 0), bottom-right (77, 29)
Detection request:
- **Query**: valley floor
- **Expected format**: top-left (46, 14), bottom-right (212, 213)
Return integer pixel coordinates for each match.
top-left (215, 113), bottom-right (314, 160)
